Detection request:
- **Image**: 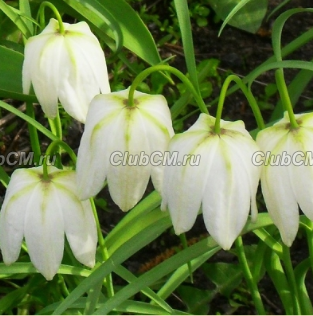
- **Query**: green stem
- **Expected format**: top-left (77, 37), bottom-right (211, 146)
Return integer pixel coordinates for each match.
top-left (0, 165), bottom-right (10, 187)
top-left (90, 198), bottom-right (114, 298)
top-left (235, 237), bottom-right (266, 315)
top-left (214, 75), bottom-right (265, 134)
top-left (38, 1), bottom-right (65, 34)
top-left (275, 69), bottom-right (298, 128)
top-left (42, 140), bottom-right (76, 180)
top-left (300, 217), bottom-right (313, 276)
top-left (58, 275), bottom-right (70, 297)
top-left (128, 65), bottom-right (208, 114)
top-left (282, 245), bottom-right (301, 314)
top-left (179, 234), bottom-right (193, 283)
top-left (26, 102), bottom-right (41, 164)
top-left (48, 111), bottom-right (62, 140)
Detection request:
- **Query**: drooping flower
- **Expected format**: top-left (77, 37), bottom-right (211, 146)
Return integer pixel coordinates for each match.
top-left (161, 113), bottom-right (261, 250)
top-left (22, 18), bottom-right (110, 123)
top-left (257, 111), bottom-right (313, 246)
top-left (0, 166), bottom-right (97, 280)
top-left (76, 88), bottom-right (174, 212)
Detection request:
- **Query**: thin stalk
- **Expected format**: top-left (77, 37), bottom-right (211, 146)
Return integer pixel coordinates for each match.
top-left (214, 75), bottom-right (265, 134)
top-left (128, 65), bottom-right (208, 114)
top-left (38, 1), bottom-right (65, 34)
top-left (235, 237), bottom-right (266, 315)
top-left (179, 233), bottom-right (193, 283)
top-left (48, 111), bottom-right (63, 140)
top-left (282, 245), bottom-right (301, 314)
top-left (305, 221), bottom-right (313, 274)
top-left (26, 102), bottom-right (41, 164)
top-left (42, 140), bottom-right (76, 180)
top-left (90, 198), bottom-right (114, 298)
top-left (275, 69), bottom-right (298, 128)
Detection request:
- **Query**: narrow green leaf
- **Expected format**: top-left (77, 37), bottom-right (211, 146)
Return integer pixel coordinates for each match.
top-left (0, 0), bottom-right (32, 38)
top-left (84, 280), bottom-right (102, 315)
top-left (208, 0), bottom-right (268, 35)
top-left (247, 60), bottom-right (313, 87)
top-left (294, 259), bottom-right (313, 315)
top-left (0, 46), bottom-right (37, 101)
top-left (271, 8), bottom-right (313, 61)
top-left (41, 298), bottom-right (186, 315)
top-left (19, 0), bottom-right (33, 36)
top-left (93, 214), bottom-right (274, 315)
top-left (264, 250), bottom-right (293, 314)
top-left (157, 247), bottom-right (220, 300)
top-left (270, 67), bottom-right (313, 121)
top-left (0, 287), bottom-right (28, 314)
top-left (0, 100), bottom-right (57, 141)
top-left (104, 191), bottom-right (161, 253)
top-left (173, 0), bottom-right (200, 92)
top-left (51, 215), bottom-right (171, 315)
top-left (114, 265), bottom-right (174, 314)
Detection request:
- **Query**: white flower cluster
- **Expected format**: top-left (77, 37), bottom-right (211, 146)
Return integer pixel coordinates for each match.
top-left (0, 18), bottom-right (312, 280)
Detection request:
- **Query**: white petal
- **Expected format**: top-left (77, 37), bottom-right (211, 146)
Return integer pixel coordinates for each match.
top-left (23, 33), bottom-right (54, 95)
top-left (31, 35), bottom-right (64, 118)
top-left (0, 168), bottom-right (41, 264)
top-left (202, 142), bottom-right (251, 250)
top-left (55, 183), bottom-right (97, 267)
top-left (64, 31), bottom-right (110, 94)
top-left (257, 125), bottom-right (299, 246)
top-left (76, 96), bottom-right (122, 199)
top-left (261, 163), bottom-right (298, 246)
top-left (24, 183), bottom-right (64, 280)
top-left (288, 128), bottom-right (313, 220)
top-left (107, 108), bottom-right (151, 211)
top-left (222, 132), bottom-right (261, 221)
top-left (162, 131), bottom-right (219, 234)
top-left (137, 107), bottom-right (173, 192)
top-left (58, 33), bottom-right (109, 123)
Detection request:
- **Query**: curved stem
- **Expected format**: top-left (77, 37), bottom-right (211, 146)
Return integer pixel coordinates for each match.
top-left (214, 75), bottom-right (265, 134)
top-left (42, 140), bottom-right (77, 180)
top-left (275, 69), bottom-right (298, 128)
top-left (38, 1), bottom-right (65, 34)
top-left (235, 237), bottom-right (266, 315)
top-left (90, 198), bottom-right (114, 298)
top-left (128, 65), bottom-right (208, 114)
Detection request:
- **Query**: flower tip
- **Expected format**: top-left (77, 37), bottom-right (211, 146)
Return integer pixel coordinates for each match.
top-left (84, 259), bottom-right (96, 269)
top-left (282, 237), bottom-right (293, 248)
top-left (41, 270), bottom-right (57, 281)
top-left (160, 201), bottom-right (167, 212)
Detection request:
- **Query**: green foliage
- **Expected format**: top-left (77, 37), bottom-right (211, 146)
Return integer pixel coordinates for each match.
top-left (209, 0), bottom-right (268, 34)
top-left (0, 0), bottom-right (313, 315)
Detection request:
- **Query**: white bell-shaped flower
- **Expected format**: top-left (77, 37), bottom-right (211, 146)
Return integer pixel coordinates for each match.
top-left (0, 166), bottom-right (97, 280)
top-left (22, 18), bottom-right (110, 123)
top-left (161, 113), bottom-right (260, 250)
top-left (257, 111), bottom-right (313, 246)
top-left (76, 88), bottom-right (174, 212)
